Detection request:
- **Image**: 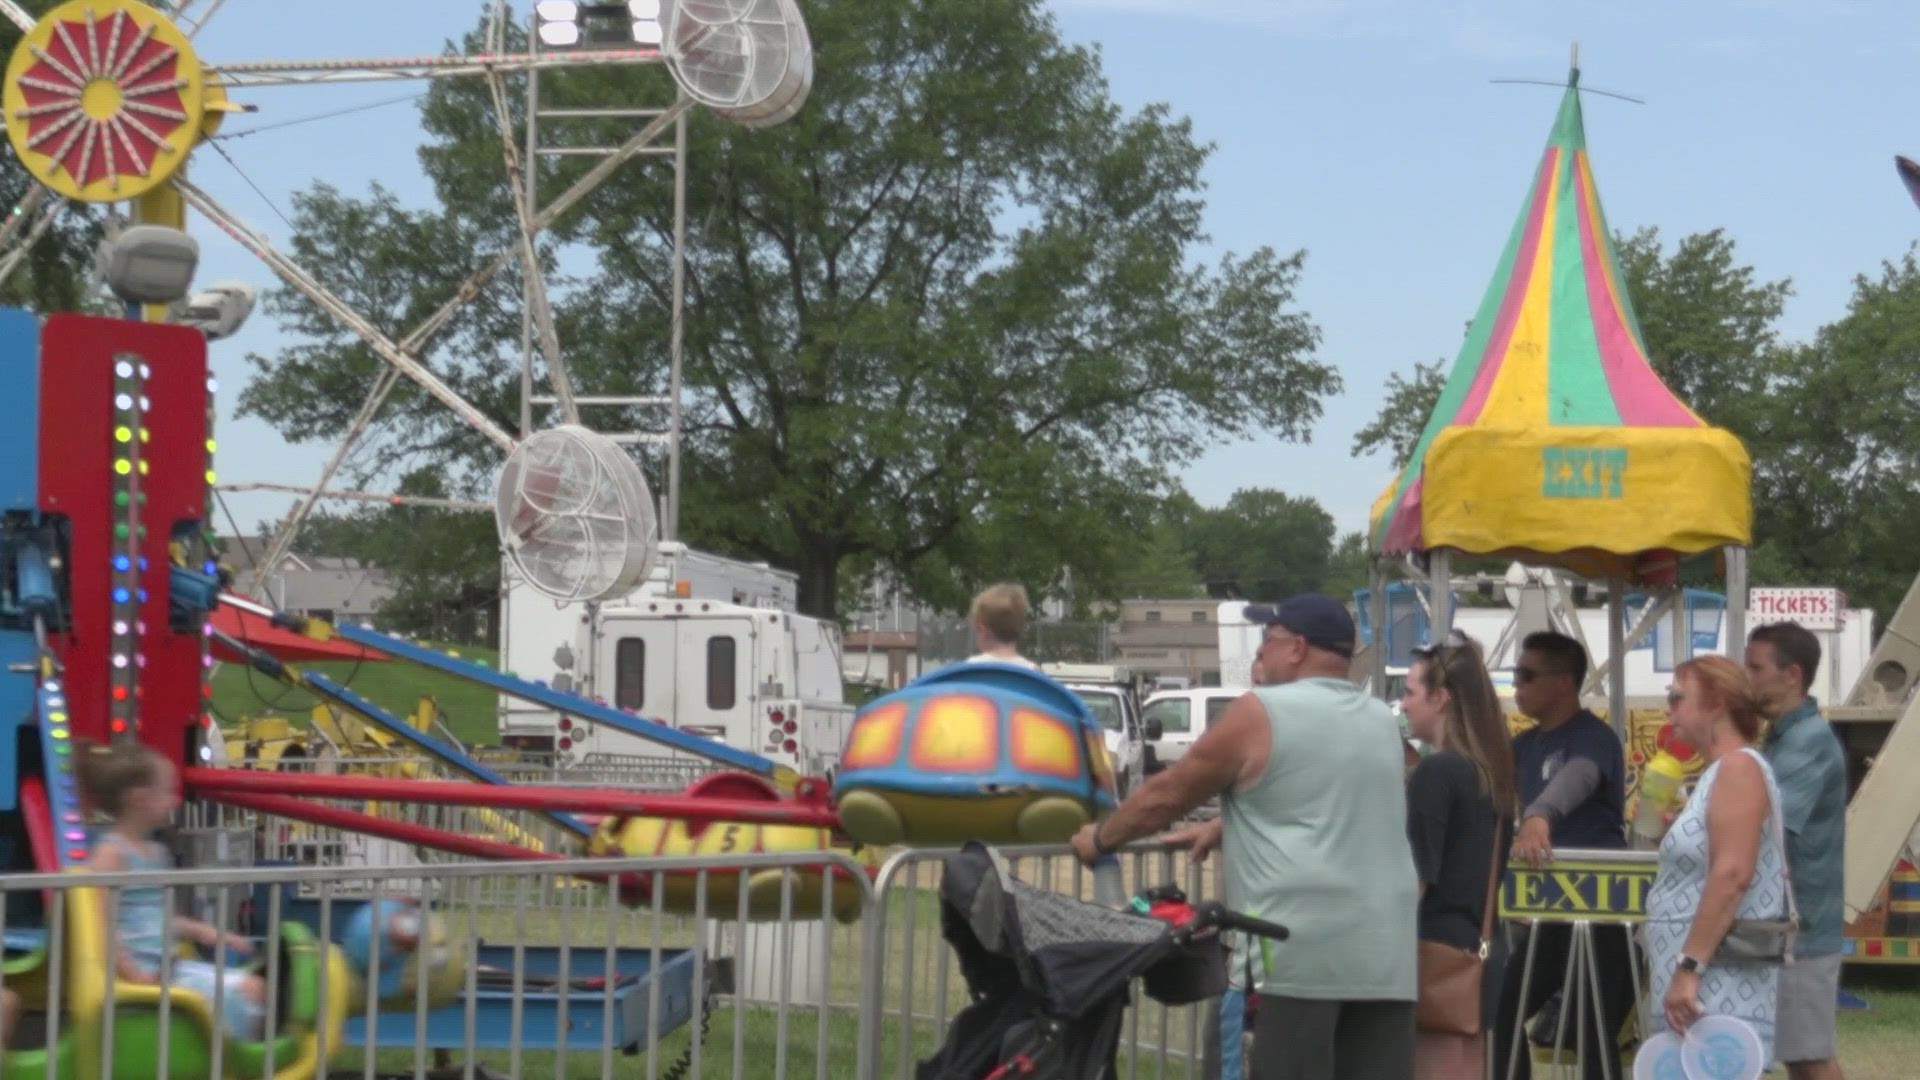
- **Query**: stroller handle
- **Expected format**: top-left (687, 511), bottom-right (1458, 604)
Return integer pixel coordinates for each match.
top-left (1189, 901), bottom-right (1290, 942)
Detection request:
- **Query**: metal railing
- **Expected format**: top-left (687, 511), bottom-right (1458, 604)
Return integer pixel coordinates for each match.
top-left (0, 850), bottom-right (878, 1080)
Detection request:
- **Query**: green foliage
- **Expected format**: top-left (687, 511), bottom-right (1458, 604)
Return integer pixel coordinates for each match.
top-left (0, 1), bottom-right (105, 314)
top-left (1181, 488), bottom-right (1336, 601)
top-left (237, 0), bottom-right (1338, 621)
top-left (295, 470), bottom-right (501, 645)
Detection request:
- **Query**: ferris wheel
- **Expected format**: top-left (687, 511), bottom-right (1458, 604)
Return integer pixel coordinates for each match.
top-left (0, 0), bottom-right (815, 601)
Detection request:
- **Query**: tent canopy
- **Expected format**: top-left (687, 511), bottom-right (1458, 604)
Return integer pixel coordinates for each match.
top-left (1368, 69), bottom-right (1751, 581)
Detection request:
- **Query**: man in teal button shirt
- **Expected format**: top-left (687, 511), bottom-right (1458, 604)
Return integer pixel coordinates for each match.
top-left (1746, 622), bottom-right (1848, 1080)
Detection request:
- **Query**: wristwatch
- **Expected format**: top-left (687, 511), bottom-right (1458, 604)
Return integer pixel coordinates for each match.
top-left (1676, 955), bottom-right (1707, 976)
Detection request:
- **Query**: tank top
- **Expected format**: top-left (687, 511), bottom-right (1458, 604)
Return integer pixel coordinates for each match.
top-left (1221, 677), bottom-right (1419, 1001)
top-left (96, 833), bottom-right (173, 964)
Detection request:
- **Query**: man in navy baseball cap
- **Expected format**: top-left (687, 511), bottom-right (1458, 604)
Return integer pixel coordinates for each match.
top-left (1242, 594), bottom-right (1357, 662)
top-left (1071, 590), bottom-right (1418, 1078)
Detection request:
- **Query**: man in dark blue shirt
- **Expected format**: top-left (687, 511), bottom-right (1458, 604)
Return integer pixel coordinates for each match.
top-left (1493, 632), bottom-right (1636, 1080)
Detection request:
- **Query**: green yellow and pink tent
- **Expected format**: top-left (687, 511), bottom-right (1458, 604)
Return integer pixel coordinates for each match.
top-left (1368, 70), bottom-right (1751, 583)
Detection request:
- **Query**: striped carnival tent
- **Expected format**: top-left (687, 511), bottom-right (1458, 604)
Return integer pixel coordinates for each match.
top-left (1368, 68), bottom-right (1752, 583)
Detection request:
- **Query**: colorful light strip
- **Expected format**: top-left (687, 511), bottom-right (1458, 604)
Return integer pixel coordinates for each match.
top-left (109, 355), bottom-right (146, 741)
top-left (199, 373), bottom-right (218, 755)
top-left (39, 680), bottom-right (87, 866)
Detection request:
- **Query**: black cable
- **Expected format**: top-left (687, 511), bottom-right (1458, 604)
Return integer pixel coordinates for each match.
top-left (212, 94), bottom-right (424, 142)
top-left (206, 140), bottom-right (297, 233)
top-left (658, 982), bottom-right (715, 1080)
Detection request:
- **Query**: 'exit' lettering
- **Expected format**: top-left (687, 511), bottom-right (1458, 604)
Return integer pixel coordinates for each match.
top-left (1541, 447), bottom-right (1627, 500)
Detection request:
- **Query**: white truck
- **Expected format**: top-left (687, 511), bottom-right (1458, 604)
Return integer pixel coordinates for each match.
top-left (497, 542), bottom-right (856, 781)
top-left (1040, 662), bottom-right (1149, 796)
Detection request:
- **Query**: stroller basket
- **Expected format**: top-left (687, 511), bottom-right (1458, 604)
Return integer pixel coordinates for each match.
top-left (917, 842), bottom-right (1287, 1080)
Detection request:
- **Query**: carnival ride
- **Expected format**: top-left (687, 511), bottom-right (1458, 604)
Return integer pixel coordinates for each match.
top-left (0, 5), bottom-right (1128, 1073)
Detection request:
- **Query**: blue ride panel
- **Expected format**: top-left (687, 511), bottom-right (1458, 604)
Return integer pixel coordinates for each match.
top-left (0, 635), bottom-right (35, 813)
top-left (343, 943), bottom-right (698, 1053)
top-left (245, 886), bottom-right (700, 1053)
top-left (0, 307), bottom-right (38, 512)
top-left (0, 307), bottom-right (39, 812)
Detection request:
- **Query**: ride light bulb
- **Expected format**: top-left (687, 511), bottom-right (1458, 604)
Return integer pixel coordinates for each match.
top-left (783, 721), bottom-right (796, 734)
top-left (558, 737), bottom-right (573, 751)
top-left (782, 740), bottom-right (797, 754)
top-left (769, 710), bottom-right (785, 727)
top-left (558, 717), bottom-right (573, 732)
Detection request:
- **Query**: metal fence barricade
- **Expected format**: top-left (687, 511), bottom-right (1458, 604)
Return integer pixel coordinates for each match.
top-left (859, 841), bottom-right (1218, 1080)
top-left (0, 850), bottom-right (877, 1080)
top-left (1498, 848), bottom-right (1656, 1080)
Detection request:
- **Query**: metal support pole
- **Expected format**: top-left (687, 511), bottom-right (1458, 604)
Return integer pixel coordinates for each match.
top-left (1725, 544), bottom-right (1749, 661)
top-left (1368, 558), bottom-right (1388, 700)
top-left (666, 98), bottom-right (688, 543)
top-left (519, 11), bottom-right (540, 440)
top-left (1428, 548), bottom-right (1453, 641)
top-left (1608, 578), bottom-right (1627, 739)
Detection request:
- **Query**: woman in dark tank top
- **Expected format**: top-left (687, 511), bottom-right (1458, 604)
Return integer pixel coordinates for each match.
top-left (1400, 636), bottom-right (1518, 1080)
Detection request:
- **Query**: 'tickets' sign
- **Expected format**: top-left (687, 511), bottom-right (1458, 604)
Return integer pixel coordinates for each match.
top-left (1749, 588), bottom-right (1846, 631)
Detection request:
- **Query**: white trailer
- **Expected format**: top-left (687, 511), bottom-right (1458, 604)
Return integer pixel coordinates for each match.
top-left (498, 542), bottom-right (854, 780)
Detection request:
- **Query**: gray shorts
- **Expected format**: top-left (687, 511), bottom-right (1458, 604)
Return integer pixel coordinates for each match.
top-left (1774, 953), bottom-right (1840, 1064)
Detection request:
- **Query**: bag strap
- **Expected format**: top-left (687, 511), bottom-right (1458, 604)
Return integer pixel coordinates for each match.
top-left (1477, 818), bottom-right (1505, 958)
top-left (1739, 746), bottom-right (1800, 925)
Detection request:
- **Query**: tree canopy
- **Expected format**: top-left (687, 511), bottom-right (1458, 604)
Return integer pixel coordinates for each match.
top-left (239, 0), bottom-right (1339, 621)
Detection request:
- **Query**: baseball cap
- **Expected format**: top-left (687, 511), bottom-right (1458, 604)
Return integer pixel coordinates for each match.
top-left (1244, 594), bottom-right (1356, 659)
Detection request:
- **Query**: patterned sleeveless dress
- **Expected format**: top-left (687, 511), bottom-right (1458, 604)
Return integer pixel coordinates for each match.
top-left (1643, 747), bottom-right (1789, 1062)
top-left (97, 834), bottom-right (265, 1040)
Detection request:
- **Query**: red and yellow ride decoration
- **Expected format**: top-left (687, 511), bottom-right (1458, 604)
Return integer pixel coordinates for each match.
top-left (832, 662), bottom-right (1118, 846)
top-left (2, 0), bottom-right (215, 203)
top-left (1368, 68), bottom-right (1751, 583)
top-left (588, 773), bottom-right (868, 923)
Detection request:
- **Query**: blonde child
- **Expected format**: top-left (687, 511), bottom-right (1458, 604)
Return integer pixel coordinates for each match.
top-left (965, 583), bottom-right (1039, 669)
top-left (76, 743), bottom-right (266, 1040)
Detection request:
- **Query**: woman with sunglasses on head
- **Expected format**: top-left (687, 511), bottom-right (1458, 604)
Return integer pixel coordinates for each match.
top-left (1399, 635), bottom-right (1517, 1080)
top-left (1644, 655), bottom-right (1789, 1063)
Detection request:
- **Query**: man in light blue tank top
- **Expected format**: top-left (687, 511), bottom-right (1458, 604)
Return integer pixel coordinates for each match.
top-left (1072, 595), bottom-right (1418, 1080)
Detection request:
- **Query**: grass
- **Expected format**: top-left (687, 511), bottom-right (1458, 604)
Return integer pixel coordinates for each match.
top-left (211, 643), bottom-right (503, 747)
top-left (1836, 972), bottom-right (1920, 1080)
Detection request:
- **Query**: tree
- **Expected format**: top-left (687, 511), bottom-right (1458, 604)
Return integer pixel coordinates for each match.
top-left (237, 0), bottom-right (1339, 622)
top-left (293, 470), bottom-right (501, 645)
top-left (1183, 489), bottom-right (1336, 601)
top-left (1742, 252), bottom-right (1920, 619)
top-left (1349, 358), bottom-right (1445, 464)
top-left (0, 2), bottom-right (108, 314)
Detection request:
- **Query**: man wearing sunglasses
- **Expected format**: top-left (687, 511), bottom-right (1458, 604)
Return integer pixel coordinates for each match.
top-left (1491, 631), bottom-right (1633, 1080)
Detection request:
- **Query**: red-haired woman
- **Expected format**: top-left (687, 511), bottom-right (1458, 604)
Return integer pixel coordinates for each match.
top-left (1644, 655), bottom-right (1789, 1061)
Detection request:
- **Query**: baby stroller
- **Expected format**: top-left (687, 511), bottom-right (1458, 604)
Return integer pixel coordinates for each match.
top-left (918, 842), bottom-right (1290, 1080)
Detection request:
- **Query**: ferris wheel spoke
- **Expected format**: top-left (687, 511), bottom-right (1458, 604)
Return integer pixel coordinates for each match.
top-left (207, 48), bottom-right (663, 87)
top-left (0, 196), bottom-right (64, 291)
top-left (176, 177), bottom-right (519, 454)
top-left (220, 483), bottom-right (488, 513)
top-left (250, 365), bottom-right (408, 592)
top-left (0, 0), bottom-right (33, 35)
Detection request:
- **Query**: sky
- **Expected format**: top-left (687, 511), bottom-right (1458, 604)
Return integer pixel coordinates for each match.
top-left (181, 0), bottom-right (1920, 541)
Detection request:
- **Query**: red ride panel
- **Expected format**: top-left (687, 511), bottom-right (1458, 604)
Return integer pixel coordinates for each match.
top-left (39, 315), bottom-right (208, 780)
